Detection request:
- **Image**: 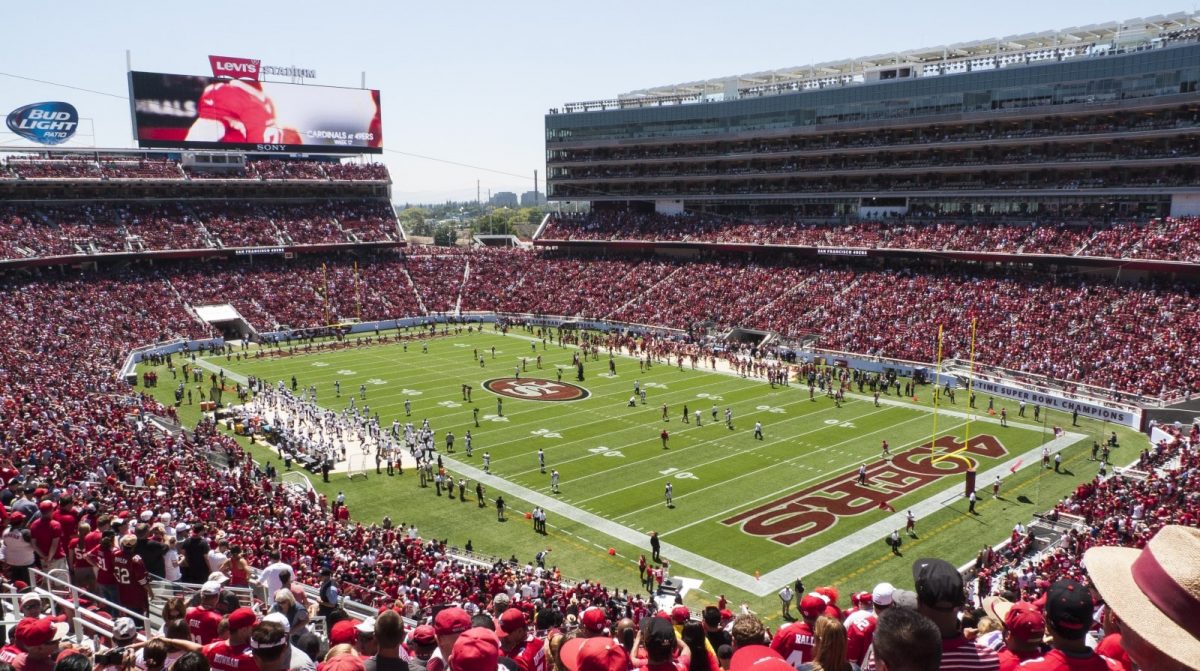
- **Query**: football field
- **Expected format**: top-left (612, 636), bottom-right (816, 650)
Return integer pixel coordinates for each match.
top-left (180, 328), bottom-right (1088, 599)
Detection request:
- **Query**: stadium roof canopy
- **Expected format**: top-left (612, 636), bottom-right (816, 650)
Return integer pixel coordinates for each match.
top-left (558, 12), bottom-right (1200, 113)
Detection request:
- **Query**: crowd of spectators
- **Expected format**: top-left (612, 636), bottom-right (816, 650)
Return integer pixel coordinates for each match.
top-left (0, 200), bottom-right (401, 260)
top-left (1, 155), bottom-right (389, 182)
top-left (539, 212), bottom-right (1200, 263)
top-left (0, 253), bottom-right (1197, 671)
top-left (323, 163), bottom-right (391, 181)
top-left (967, 429), bottom-right (1198, 615)
top-left (249, 161), bottom-right (329, 181)
top-left (71, 249), bottom-right (1190, 399)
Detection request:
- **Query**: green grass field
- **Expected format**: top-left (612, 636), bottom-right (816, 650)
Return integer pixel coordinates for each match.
top-left (137, 327), bottom-right (1135, 621)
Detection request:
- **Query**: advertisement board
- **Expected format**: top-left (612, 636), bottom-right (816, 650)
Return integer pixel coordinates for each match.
top-left (7, 101), bottom-right (79, 145)
top-left (968, 378), bottom-right (1142, 428)
top-left (129, 71), bottom-right (381, 154)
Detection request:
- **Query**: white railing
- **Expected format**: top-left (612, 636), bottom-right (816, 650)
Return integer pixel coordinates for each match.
top-left (30, 568), bottom-right (153, 643)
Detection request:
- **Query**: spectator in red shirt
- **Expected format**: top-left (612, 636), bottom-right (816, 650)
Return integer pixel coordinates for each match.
top-left (429, 607), bottom-right (472, 671)
top-left (87, 531), bottom-right (120, 610)
top-left (112, 534), bottom-right (152, 616)
top-left (771, 595), bottom-right (823, 668)
top-left (980, 598), bottom-right (1046, 671)
top-left (167, 606), bottom-right (261, 671)
top-left (67, 521), bottom-right (96, 591)
top-left (10, 618), bottom-right (69, 671)
top-left (1017, 580), bottom-right (1121, 671)
top-left (28, 501), bottom-right (65, 572)
top-left (497, 609), bottom-right (544, 671)
top-left (186, 581), bottom-right (226, 644)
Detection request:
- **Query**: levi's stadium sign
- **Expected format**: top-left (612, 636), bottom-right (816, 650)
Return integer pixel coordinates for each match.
top-left (208, 55), bottom-right (315, 81)
top-left (6, 102), bottom-right (79, 145)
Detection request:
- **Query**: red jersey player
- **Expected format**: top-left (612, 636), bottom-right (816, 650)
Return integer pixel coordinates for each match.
top-left (770, 595), bottom-right (824, 667)
top-left (186, 79), bottom-right (292, 145)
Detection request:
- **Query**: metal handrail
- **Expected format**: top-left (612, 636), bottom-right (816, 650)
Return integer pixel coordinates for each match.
top-left (30, 567), bottom-right (152, 643)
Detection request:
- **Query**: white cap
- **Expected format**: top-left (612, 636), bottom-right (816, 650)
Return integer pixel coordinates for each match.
top-left (139, 510), bottom-right (155, 522)
top-left (20, 592), bottom-right (41, 607)
top-left (113, 617), bottom-right (138, 640)
top-left (200, 581), bottom-right (223, 596)
top-left (262, 612), bottom-right (291, 633)
top-left (872, 582), bottom-right (895, 607)
top-left (175, 522), bottom-right (190, 534)
top-left (208, 571), bottom-right (229, 584)
top-left (355, 617), bottom-right (376, 634)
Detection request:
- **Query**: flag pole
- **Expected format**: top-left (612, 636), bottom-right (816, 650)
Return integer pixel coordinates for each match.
top-left (965, 317), bottom-right (977, 448)
top-left (354, 261), bottom-right (362, 322)
top-left (931, 324), bottom-right (944, 456)
top-left (322, 263), bottom-right (331, 326)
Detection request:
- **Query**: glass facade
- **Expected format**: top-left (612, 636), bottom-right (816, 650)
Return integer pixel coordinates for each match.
top-left (546, 44), bottom-right (1200, 144)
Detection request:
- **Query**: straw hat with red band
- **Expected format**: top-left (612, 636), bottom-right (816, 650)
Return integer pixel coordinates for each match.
top-left (1084, 525), bottom-right (1200, 670)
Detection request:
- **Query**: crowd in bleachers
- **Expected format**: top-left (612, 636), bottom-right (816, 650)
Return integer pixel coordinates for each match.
top-left (25, 249), bottom-right (1176, 399)
top-left (0, 254), bottom-right (1198, 671)
top-left (249, 160), bottom-right (329, 181)
top-left (0, 265), bottom-right (649, 659)
top-left (540, 212), bottom-right (1200, 263)
top-left (968, 429), bottom-right (1199, 612)
top-left (0, 200), bottom-right (400, 259)
top-left (0, 155), bottom-right (390, 183)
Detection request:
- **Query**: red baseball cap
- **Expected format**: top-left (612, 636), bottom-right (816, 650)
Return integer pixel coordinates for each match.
top-left (228, 607), bottom-right (258, 631)
top-left (560, 637), bottom-right (630, 671)
top-left (434, 607), bottom-right (472, 636)
top-left (498, 608), bottom-right (527, 634)
top-left (670, 606), bottom-right (691, 623)
top-left (450, 627), bottom-right (500, 671)
top-left (14, 618), bottom-right (68, 648)
top-left (330, 619), bottom-right (361, 646)
top-left (799, 595), bottom-right (825, 619)
top-left (729, 645), bottom-right (790, 671)
top-left (580, 608), bottom-right (607, 633)
top-left (411, 625), bottom-right (438, 646)
top-left (38, 500), bottom-right (54, 512)
top-left (1004, 602), bottom-right (1046, 643)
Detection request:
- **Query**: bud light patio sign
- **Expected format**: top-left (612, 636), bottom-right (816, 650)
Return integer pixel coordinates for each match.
top-left (7, 102), bottom-right (79, 145)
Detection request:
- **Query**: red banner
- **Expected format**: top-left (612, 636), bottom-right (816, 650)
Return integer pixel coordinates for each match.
top-left (208, 55), bottom-right (260, 80)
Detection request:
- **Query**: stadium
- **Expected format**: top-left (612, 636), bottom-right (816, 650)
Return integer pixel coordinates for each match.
top-left (1, 10), bottom-right (1199, 671)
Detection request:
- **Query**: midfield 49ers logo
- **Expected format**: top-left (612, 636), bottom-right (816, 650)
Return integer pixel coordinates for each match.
top-left (483, 378), bottom-right (590, 402)
top-left (722, 435), bottom-right (1007, 546)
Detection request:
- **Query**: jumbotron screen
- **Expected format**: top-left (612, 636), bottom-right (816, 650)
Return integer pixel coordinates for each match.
top-left (128, 71), bottom-right (382, 154)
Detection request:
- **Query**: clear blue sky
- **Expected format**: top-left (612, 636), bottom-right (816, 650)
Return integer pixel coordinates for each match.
top-left (0, 0), bottom-right (1187, 203)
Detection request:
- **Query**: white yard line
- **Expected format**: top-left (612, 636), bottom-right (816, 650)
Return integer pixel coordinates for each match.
top-left (195, 343), bottom-right (1089, 596)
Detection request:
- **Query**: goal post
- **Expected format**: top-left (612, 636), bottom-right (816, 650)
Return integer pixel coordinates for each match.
top-left (347, 452), bottom-right (370, 480)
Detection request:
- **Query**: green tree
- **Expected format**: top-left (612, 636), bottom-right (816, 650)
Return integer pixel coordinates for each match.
top-left (433, 224), bottom-right (457, 246)
top-left (397, 207), bottom-right (432, 236)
